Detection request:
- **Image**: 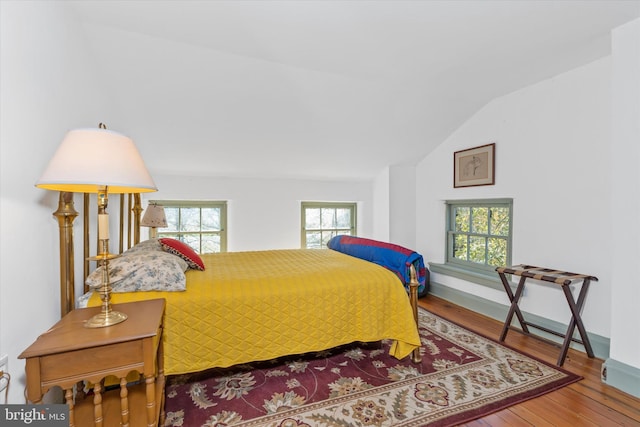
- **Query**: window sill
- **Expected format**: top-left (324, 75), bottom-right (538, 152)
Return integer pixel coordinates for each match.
top-left (428, 262), bottom-right (510, 292)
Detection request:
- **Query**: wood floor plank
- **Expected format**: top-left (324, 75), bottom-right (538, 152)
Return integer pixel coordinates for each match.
top-left (506, 403), bottom-right (557, 427)
top-left (559, 387), bottom-right (640, 426)
top-left (511, 389), bottom-right (601, 426)
top-left (479, 410), bottom-right (532, 426)
top-left (570, 381), bottom-right (640, 422)
top-left (418, 295), bottom-right (640, 426)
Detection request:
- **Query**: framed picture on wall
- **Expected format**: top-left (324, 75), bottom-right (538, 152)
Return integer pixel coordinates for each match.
top-left (453, 143), bottom-right (495, 188)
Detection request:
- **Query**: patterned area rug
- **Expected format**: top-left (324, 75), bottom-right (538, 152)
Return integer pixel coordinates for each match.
top-left (163, 308), bottom-right (581, 426)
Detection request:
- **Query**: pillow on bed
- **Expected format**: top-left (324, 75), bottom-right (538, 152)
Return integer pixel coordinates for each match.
top-left (159, 238), bottom-right (205, 271)
top-left (123, 238), bottom-right (162, 254)
top-left (85, 251), bottom-right (188, 292)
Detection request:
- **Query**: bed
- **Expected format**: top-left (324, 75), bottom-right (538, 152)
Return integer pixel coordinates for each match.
top-left (54, 192), bottom-right (423, 376)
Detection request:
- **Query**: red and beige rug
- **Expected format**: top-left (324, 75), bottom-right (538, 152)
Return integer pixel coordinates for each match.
top-left (163, 308), bottom-right (581, 426)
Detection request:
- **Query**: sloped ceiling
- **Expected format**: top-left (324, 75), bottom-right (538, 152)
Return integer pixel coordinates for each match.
top-left (69, 0), bottom-right (639, 181)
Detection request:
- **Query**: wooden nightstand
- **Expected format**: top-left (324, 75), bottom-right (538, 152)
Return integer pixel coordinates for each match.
top-left (19, 299), bottom-right (165, 427)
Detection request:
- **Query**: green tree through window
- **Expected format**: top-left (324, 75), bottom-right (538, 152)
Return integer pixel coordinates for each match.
top-left (447, 199), bottom-right (512, 273)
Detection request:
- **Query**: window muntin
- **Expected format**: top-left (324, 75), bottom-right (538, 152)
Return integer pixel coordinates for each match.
top-left (302, 202), bottom-right (356, 249)
top-left (154, 201), bottom-right (227, 253)
top-left (447, 199), bottom-right (512, 273)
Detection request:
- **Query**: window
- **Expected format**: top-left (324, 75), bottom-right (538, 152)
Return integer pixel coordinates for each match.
top-left (154, 201), bottom-right (227, 253)
top-left (446, 199), bottom-right (512, 274)
top-left (301, 202), bottom-right (356, 249)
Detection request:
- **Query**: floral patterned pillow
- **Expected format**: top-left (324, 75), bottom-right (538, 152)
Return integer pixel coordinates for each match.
top-left (123, 238), bottom-right (163, 254)
top-left (86, 251), bottom-right (188, 292)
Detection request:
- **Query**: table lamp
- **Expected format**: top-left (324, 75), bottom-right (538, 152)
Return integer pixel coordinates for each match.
top-left (141, 203), bottom-right (167, 238)
top-left (36, 124), bottom-right (157, 327)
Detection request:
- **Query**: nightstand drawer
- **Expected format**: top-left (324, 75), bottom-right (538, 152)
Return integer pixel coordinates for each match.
top-left (39, 340), bottom-right (149, 386)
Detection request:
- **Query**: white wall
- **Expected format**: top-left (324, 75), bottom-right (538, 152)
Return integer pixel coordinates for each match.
top-left (389, 164), bottom-right (417, 249)
top-left (0, 1), bottom-right (113, 403)
top-left (371, 164), bottom-right (418, 250)
top-left (416, 57), bottom-right (613, 338)
top-left (609, 18), bottom-right (640, 385)
top-left (145, 174), bottom-right (373, 252)
top-left (372, 167), bottom-right (390, 241)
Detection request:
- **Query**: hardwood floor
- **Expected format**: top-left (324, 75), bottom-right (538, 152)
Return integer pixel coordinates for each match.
top-left (419, 295), bottom-right (640, 426)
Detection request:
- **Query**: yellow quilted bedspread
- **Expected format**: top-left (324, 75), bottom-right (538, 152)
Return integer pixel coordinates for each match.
top-left (88, 249), bottom-right (420, 375)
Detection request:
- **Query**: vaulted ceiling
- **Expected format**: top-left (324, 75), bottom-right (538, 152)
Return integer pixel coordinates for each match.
top-left (69, 1), bottom-right (639, 181)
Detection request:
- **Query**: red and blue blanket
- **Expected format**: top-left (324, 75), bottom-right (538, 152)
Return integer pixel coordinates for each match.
top-left (328, 235), bottom-right (428, 297)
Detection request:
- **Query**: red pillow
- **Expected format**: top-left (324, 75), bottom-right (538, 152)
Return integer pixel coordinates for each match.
top-left (159, 238), bottom-right (205, 271)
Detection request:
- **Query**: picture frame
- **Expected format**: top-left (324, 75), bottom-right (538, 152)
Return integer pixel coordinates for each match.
top-left (453, 143), bottom-right (495, 188)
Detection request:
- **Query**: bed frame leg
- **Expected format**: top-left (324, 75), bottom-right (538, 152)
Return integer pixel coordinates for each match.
top-left (409, 265), bottom-right (422, 364)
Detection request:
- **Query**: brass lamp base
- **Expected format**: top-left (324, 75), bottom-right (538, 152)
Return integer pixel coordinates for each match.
top-left (85, 247), bottom-right (125, 328)
top-left (85, 310), bottom-right (128, 328)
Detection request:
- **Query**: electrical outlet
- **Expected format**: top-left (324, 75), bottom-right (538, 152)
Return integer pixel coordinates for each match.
top-left (0, 354), bottom-right (7, 374)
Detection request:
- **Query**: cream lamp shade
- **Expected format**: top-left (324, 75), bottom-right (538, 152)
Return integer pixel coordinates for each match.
top-left (36, 127), bottom-right (157, 194)
top-left (141, 204), bottom-right (167, 228)
top-left (36, 125), bottom-right (157, 327)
